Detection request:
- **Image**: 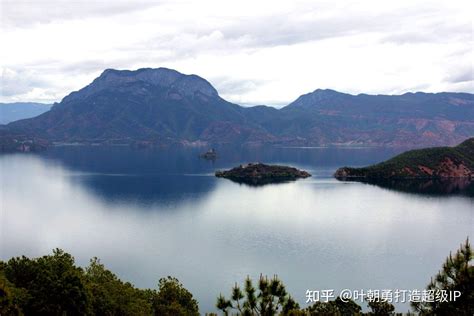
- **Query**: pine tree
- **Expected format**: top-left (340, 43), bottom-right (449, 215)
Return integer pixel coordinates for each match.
top-left (217, 275), bottom-right (299, 315)
top-left (412, 238), bottom-right (473, 315)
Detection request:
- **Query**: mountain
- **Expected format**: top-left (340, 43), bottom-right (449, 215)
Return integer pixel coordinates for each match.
top-left (7, 68), bottom-right (273, 145)
top-left (4, 68), bottom-right (474, 147)
top-left (0, 102), bottom-right (52, 124)
top-left (274, 89), bottom-right (474, 147)
top-left (334, 138), bottom-right (474, 179)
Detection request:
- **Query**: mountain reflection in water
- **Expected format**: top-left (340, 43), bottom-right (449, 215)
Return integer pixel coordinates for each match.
top-left (1, 146), bottom-right (473, 312)
top-left (339, 178), bottom-right (474, 197)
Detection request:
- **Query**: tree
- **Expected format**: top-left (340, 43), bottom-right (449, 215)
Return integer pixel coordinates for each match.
top-left (3, 249), bottom-right (89, 316)
top-left (305, 300), bottom-right (340, 315)
top-left (0, 262), bottom-right (23, 316)
top-left (216, 275), bottom-right (300, 315)
top-left (84, 257), bottom-right (152, 315)
top-left (306, 296), bottom-right (362, 315)
top-left (1, 250), bottom-right (200, 316)
top-left (411, 238), bottom-right (473, 315)
top-left (151, 276), bottom-right (199, 316)
top-left (366, 299), bottom-right (395, 315)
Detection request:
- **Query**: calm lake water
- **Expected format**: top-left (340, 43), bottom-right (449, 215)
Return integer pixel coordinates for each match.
top-left (1, 146), bottom-right (473, 313)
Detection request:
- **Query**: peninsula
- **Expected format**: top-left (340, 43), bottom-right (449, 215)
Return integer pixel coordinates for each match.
top-left (334, 138), bottom-right (474, 179)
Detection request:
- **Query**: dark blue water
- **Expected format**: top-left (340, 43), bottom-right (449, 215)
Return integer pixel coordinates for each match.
top-left (1, 146), bottom-right (473, 313)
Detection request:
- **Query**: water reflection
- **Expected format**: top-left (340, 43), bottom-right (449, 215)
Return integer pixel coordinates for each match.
top-left (339, 178), bottom-right (474, 197)
top-left (1, 147), bottom-right (473, 313)
top-left (217, 177), bottom-right (304, 186)
top-left (73, 174), bottom-right (217, 206)
top-left (38, 145), bottom-right (404, 177)
top-left (33, 145), bottom-right (406, 203)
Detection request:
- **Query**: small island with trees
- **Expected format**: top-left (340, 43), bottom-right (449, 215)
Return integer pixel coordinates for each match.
top-left (215, 163), bottom-right (311, 185)
top-left (335, 138), bottom-right (474, 180)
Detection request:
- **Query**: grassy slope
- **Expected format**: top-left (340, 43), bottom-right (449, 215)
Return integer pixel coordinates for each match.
top-left (339, 138), bottom-right (474, 178)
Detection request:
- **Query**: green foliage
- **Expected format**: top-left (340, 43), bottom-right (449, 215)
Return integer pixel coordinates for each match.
top-left (456, 138), bottom-right (474, 159)
top-left (151, 276), bottom-right (199, 316)
top-left (84, 257), bottom-right (152, 315)
top-left (0, 262), bottom-right (23, 316)
top-left (338, 138), bottom-right (474, 179)
top-left (217, 275), bottom-right (300, 315)
top-left (0, 250), bottom-right (199, 316)
top-left (306, 300), bottom-right (340, 315)
top-left (306, 297), bottom-right (362, 315)
top-left (411, 238), bottom-right (474, 315)
top-left (3, 249), bottom-right (89, 316)
top-left (366, 299), bottom-right (395, 315)
top-left (2, 241), bottom-right (473, 316)
top-left (216, 163), bottom-right (311, 185)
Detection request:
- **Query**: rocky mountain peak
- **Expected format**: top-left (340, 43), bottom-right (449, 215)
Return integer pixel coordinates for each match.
top-left (62, 67), bottom-right (218, 104)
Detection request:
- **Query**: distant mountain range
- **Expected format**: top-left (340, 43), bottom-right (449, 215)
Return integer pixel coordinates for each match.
top-left (0, 102), bottom-right (52, 124)
top-left (3, 68), bottom-right (474, 147)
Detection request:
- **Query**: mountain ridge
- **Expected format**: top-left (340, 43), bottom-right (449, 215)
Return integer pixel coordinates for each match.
top-left (0, 102), bottom-right (52, 124)
top-left (4, 67), bottom-right (474, 148)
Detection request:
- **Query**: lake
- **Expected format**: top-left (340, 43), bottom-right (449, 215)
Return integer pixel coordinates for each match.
top-left (1, 146), bottom-right (473, 313)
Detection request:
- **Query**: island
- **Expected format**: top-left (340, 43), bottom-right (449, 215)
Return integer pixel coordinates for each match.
top-left (215, 163), bottom-right (311, 185)
top-left (334, 138), bottom-right (474, 179)
top-left (200, 148), bottom-right (217, 160)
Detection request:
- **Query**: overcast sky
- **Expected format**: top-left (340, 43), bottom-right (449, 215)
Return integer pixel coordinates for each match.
top-left (1, 0), bottom-right (473, 106)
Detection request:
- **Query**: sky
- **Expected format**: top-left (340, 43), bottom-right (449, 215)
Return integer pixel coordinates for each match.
top-left (1, 0), bottom-right (473, 107)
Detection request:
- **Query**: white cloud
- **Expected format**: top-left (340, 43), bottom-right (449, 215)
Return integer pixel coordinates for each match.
top-left (1, 0), bottom-right (473, 105)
